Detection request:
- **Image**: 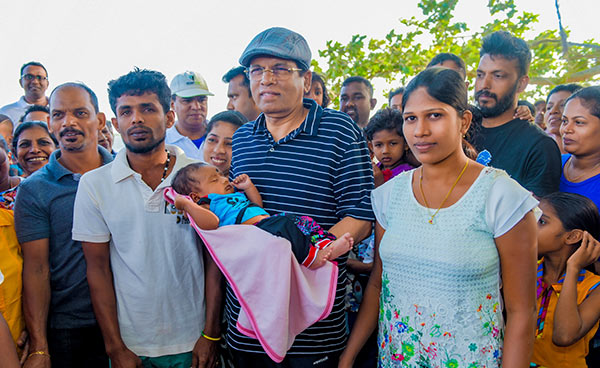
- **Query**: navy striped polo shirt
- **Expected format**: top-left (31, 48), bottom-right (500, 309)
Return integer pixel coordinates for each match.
top-left (227, 98), bottom-right (375, 355)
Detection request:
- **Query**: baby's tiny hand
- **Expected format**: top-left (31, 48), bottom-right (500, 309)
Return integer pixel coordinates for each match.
top-left (174, 194), bottom-right (194, 211)
top-left (232, 174), bottom-right (253, 190)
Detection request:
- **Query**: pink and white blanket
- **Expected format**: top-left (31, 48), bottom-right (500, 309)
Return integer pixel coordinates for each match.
top-left (163, 188), bottom-right (338, 362)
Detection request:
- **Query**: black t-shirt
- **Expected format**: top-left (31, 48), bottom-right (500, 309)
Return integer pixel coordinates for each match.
top-left (471, 118), bottom-right (561, 197)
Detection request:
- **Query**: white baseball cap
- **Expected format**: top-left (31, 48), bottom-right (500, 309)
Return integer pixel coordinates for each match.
top-left (170, 71), bottom-right (214, 98)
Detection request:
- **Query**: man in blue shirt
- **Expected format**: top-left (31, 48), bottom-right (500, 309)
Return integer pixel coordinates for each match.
top-left (228, 27), bottom-right (375, 368)
top-left (15, 82), bottom-right (112, 367)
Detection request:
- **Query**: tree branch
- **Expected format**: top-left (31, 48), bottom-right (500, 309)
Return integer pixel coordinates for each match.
top-left (555, 0), bottom-right (569, 55)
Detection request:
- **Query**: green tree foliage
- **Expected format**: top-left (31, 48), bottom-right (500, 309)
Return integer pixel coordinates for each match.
top-left (313, 0), bottom-right (600, 107)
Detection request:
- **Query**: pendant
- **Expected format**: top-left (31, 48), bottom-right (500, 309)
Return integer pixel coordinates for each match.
top-left (428, 218), bottom-right (434, 225)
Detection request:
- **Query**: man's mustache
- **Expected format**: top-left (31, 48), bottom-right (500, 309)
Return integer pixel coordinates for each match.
top-left (475, 89), bottom-right (498, 101)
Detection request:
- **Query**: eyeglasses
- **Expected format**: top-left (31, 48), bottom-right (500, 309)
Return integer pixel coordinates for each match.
top-left (21, 74), bottom-right (48, 82)
top-left (245, 66), bottom-right (303, 81)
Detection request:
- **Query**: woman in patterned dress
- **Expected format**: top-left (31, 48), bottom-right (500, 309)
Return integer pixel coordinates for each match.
top-left (339, 68), bottom-right (539, 368)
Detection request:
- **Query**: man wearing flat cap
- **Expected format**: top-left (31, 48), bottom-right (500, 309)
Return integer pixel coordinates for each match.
top-left (166, 71), bottom-right (213, 159)
top-left (227, 27), bottom-right (375, 367)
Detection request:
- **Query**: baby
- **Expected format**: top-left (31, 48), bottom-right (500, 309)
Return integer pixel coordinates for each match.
top-left (170, 163), bottom-right (353, 269)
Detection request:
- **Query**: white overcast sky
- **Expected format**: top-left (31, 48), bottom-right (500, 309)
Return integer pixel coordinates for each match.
top-left (0, 0), bottom-right (596, 118)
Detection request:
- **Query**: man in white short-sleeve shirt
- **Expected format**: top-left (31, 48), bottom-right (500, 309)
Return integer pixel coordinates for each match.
top-left (72, 69), bottom-right (221, 368)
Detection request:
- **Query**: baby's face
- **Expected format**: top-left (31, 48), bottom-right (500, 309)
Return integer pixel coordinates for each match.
top-left (191, 166), bottom-right (235, 197)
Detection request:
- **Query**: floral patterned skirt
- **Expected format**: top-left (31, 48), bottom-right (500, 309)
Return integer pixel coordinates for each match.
top-left (377, 271), bottom-right (503, 368)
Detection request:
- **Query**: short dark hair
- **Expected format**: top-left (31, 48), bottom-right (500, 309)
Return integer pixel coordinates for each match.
top-left (222, 66), bottom-right (252, 97)
top-left (541, 192), bottom-right (600, 242)
top-left (171, 162), bottom-right (209, 195)
top-left (388, 87), bottom-right (405, 105)
top-left (547, 83), bottom-right (583, 103)
top-left (49, 82), bottom-right (99, 113)
top-left (108, 68), bottom-right (171, 116)
top-left (342, 76), bottom-right (373, 98)
top-left (480, 31), bottom-right (531, 77)
top-left (364, 108), bottom-right (404, 141)
top-left (517, 100), bottom-right (535, 116)
top-left (20, 104), bottom-right (50, 123)
top-left (20, 61), bottom-right (48, 77)
top-left (427, 53), bottom-right (466, 79)
top-left (206, 110), bottom-right (248, 135)
top-left (534, 99), bottom-right (546, 108)
top-left (12, 121), bottom-right (58, 157)
top-left (311, 72), bottom-right (331, 108)
top-left (565, 86), bottom-right (600, 120)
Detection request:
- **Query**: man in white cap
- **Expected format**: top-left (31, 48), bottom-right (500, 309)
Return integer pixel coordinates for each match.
top-left (166, 71), bottom-right (213, 159)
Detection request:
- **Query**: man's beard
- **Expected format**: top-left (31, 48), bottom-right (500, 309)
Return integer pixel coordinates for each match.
top-left (475, 82), bottom-right (519, 118)
top-left (124, 127), bottom-right (166, 154)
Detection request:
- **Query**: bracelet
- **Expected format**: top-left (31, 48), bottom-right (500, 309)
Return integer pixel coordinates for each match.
top-left (201, 331), bottom-right (221, 342)
top-left (28, 350), bottom-right (51, 359)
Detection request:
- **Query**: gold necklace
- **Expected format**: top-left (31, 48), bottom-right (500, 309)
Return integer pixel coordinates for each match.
top-left (565, 157), bottom-right (600, 182)
top-left (419, 160), bottom-right (469, 224)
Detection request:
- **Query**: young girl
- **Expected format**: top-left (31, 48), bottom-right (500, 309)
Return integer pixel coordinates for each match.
top-left (532, 192), bottom-right (600, 368)
top-left (169, 163), bottom-right (353, 269)
top-left (365, 107), bottom-right (413, 187)
top-left (202, 110), bottom-right (247, 177)
top-left (339, 67), bottom-right (539, 368)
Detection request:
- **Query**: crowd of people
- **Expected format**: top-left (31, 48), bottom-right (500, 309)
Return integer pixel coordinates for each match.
top-left (0, 25), bottom-right (599, 368)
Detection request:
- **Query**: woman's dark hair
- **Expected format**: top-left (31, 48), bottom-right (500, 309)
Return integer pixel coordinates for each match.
top-left (171, 162), bottom-right (209, 196)
top-left (311, 73), bottom-right (330, 108)
top-left (565, 86), bottom-right (600, 120)
top-left (546, 83), bottom-right (583, 104)
top-left (402, 67), bottom-right (478, 159)
top-left (364, 108), bottom-right (403, 141)
top-left (541, 192), bottom-right (600, 242)
top-left (402, 67), bottom-right (468, 113)
top-left (12, 121), bottom-right (58, 156)
top-left (206, 111), bottom-right (247, 135)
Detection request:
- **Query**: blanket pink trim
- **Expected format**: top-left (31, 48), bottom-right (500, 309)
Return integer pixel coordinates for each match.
top-left (163, 188), bottom-right (338, 362)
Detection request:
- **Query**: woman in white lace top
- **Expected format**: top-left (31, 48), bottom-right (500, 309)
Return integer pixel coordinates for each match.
top-left (339, 67), bottom-right (539, 368)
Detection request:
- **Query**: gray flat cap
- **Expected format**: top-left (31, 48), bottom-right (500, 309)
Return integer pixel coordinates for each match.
top-left (239, 27), bottom-right (312, 70)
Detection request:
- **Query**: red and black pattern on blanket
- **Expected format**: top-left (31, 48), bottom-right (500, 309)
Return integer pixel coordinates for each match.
top-left (163, 187), bottom-right (338, 362)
